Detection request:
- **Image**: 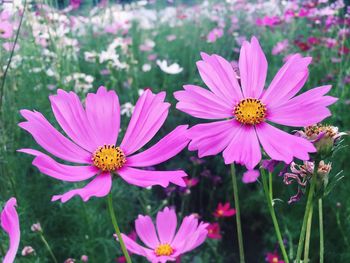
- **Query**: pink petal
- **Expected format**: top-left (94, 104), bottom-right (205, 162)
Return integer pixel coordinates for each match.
top-left (262, 54), bottom-right (312, 107)
top-left (1, 198), bottom-right (20, 263)
top-left (200, 53), bottom-right (243, 101)
top-left (85, 86), bottom-right (120, 146)
top-left (118, 167), bottom-right (187, 188)
top-left (242, 169), bottom-right (260, 183)
top-left (118, 233), bottom-right (150, 257)
top-left (174, 85), bottom-right (233, 119)
top-left (18, 149), bottom-right (98, 182)
top-left (135, 215), bottom-right (159, 249)
top-left (188, 119), bottom-right (240, 158)
top-left (223, 125), bottom-right (261, 169)
top-left (239, 36), bottom-right (268, 98)
top-left (120, 90), bottom-right (170, 155)
top-left (51, 173), bottom-right (112, 203)
top-left (156, 207), bottom-right (177, 244)
top-left (267, 85), bottom-right (337, 127)
top-left (50, 89), bottom-right (102, 152)
top-left (19, 110), bottom-right (91, 164)
top-left (171, 215), bottom-right (199, 248)
top-left (126, 125), bottom-right (189, 167)
top-left (256, 123), bottom-right (316, 164)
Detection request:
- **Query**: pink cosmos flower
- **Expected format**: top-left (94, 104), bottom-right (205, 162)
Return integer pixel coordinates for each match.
top-left (174, 36), bottom-right (337, 182)
top-left (206, 223), bottom-right (221, 239)
top-left (213, 202), bottom-right (236, 218)
top-left (272, 40), bottom-right (289, 55)
top-left (1, 198), bottom-right (20, 263)
top-left (19, 86), bottom-right (188, 203)
top-left (207, 28), bottom-right (224, 43)
top-left (118, 207), bottom-right (208, 262)
top-left (0, 11), bottom-right (13, 39)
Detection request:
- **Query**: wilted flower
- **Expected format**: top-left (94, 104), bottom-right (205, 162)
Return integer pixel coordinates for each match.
top-left (207, 223), bottom-right (222, 239)
top-left (157, 60), bottom-right (183, 74)
top-left (118, 207), bottom-right (208, 262)
top-left (175, 36), bottom-right (336, 181)
top-left (1, 198), bottom-right (20, 263)
top-left (19, 87), bottom-right (189, 203)
top-left (213, 202), bottom-right (236, 218)
top-left (297, 124), bottom-right (346, 157)
top-left (21, 246), bottom-right (35, 256)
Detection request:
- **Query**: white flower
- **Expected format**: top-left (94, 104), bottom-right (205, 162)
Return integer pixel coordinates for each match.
top-left (120, 102), bottom-right (134, 117)
top-left (156, 60), bottom-right (183, 74)
top-left (142, 64), bottom-right (151, 72)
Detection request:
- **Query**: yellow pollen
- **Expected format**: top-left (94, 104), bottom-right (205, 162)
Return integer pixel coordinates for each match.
top-left (234, 98), bottom-right (266, 125)
top-left (272, 257), bottom-right (279, 263)
top-left (155, 244), bottom-right (174, 256)
top-left (92, 145), bottom-right (126, 172)
top-left (217, 210), bottom-right (224, 216)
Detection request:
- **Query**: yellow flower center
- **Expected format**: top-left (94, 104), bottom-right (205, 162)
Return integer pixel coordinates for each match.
top-left (92, 145), bottom-right (126, 172)
top-left (154, 243), bottom-right (174, 256)
top-left (234, 98), bottom-right (266, 125)
top-left (217, 210), bottom-right (224, 216)
top-left (272, 257), bottom-right (279, 263)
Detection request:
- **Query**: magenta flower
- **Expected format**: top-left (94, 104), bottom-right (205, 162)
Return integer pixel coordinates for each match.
top-left (1, 198), bottom-right (20, 263)
top-left (266, 251), bottom-right (285, 263)
top-left (118, 207), bottom-right (208, 262)
top-left (174, 36), bottom-right (337, 182)
top-left (213, 202), bottom-right (236, 218)
top-left (19, 87), bottom-right (189, 203)
top-left (206, 223), bottom-right (221, 239)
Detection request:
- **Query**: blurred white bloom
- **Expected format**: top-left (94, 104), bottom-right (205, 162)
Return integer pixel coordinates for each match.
top-left (156, 60), bottom-right (183, 74)
top-left (120, 102), bottom-right (134, 117)
top-left (31, 223), bottom-right (42, 232)
top-left (22, 246), bottom-right (35, 256)
top-left (142, 64), bottom-right (151, 72)
top-left (138, 89), bottom-right (145, 96)
top-left (84, 51), bottom-right (98, 62)
top-left (81, 255), bottom-right (88, 262)
top-left (64, 73), bottom-right (94, 93)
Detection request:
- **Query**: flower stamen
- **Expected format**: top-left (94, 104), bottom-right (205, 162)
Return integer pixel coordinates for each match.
top-left (155, 243), bottom-right (174, 256)
top-left (92, 145), bottom-right (126, 172)
top-left (234, 98), bottom-right (266, 125)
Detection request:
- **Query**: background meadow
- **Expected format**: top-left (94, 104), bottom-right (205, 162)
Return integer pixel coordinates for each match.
top-left (0, 0), bottom-right (349, 262)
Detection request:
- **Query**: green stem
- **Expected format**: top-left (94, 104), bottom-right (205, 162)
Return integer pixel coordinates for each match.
top-left (107, 192), bottom-right (132, 263)
top-left (295, 175), bottom-right (317, 262)
top-left (319, 199), bottom-right (324, 263)
top-left (303, 203), bottom-right (314, 263)
top-left (39, 233), bottom-right (58, 263)
top-left (230, 164), bottom-right (245, 263)
top-left (269, 172), bottom-right (273, 201)
top-left (261, 169), bottom-right (289, 263)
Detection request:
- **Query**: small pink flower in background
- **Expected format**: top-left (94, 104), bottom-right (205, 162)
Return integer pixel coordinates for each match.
top-left (2, 42), bottom-right (20, 52)
top-left (166, 34), bottom-right (177, 42)
top-left (0, 10), bottom-right (13, 39)
top-left (256, 16), bottom-right (281, 28)
top-left (307, 36), bottom-right (320, 46)
top-left (213, 202), bottom-right (236, 218)
top-left (183, 177), bottom-right (199, 188)
top-left (147, 54), bottom-right (157, 61)
top-left (1, 197), bottom-right (20, 263)
top-left (64, 258), bottom-right (76, 263)
top-left (207, 28), bottom-right (224, 43)
top-left (266, 251), bottom-right (285, 263)
top-left (322, 38), bottom-right (337, 48)
top-left (272, 40), bottom-right (289, 55)
top-left (19, 87), bottom-right (189, 203)
top-left (81, 255), bottom-right (88, 262)
top-left (31, 222), bottom-right (42, 232)
top-left (69, 0), bottom-right (81, 10)
top-left (21, 246), bottom-right (35, 256)
top-left (206, 223), bottom-right (221, 239)
top-left (118, 207), bottom-right (208, 262)
top-left (294, 40), bottom-right (311, 51)
top-left (175, 36), bottom-right (336, 182)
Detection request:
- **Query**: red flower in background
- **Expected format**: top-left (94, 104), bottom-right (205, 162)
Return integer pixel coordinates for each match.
top-left (213, 202), bottom-right (236, 218)
top-left (207, 223), bottom-right (222, 239)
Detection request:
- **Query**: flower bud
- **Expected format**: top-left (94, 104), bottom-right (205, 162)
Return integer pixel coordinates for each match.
top-left (31, 223), bottom-right (42, 233)
top-left (21, 246), bottom-right (35, 256)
